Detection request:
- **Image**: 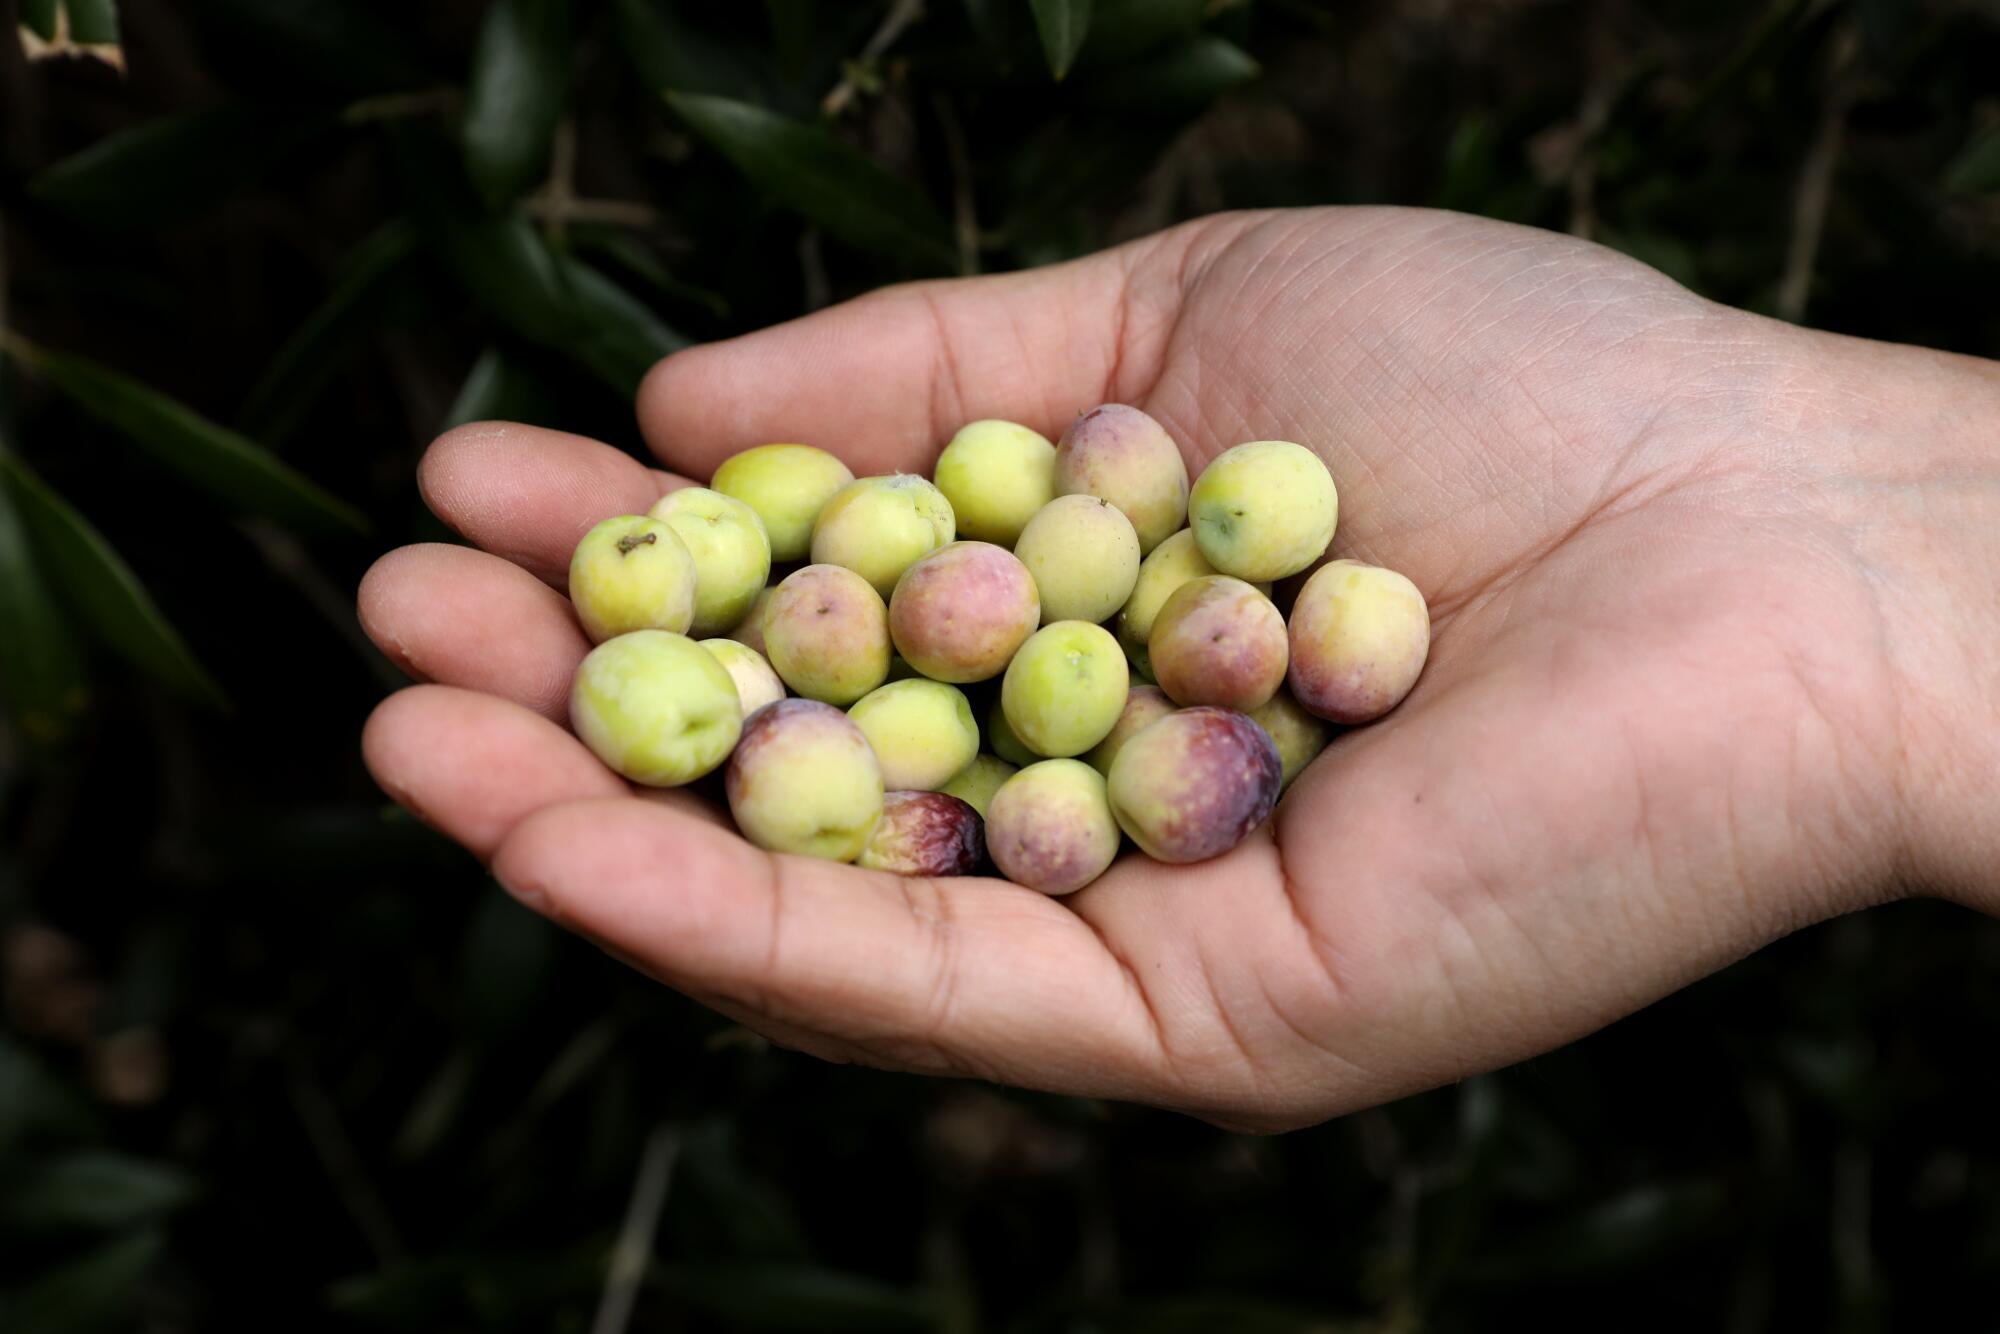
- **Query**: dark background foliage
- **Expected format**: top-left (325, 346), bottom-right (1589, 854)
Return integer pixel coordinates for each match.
top-left (3, 0), bottom-right (1999, 1329)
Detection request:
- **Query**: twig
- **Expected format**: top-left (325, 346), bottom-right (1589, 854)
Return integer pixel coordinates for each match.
top-left (822, 0), bottom-right (925, 118)
top-left (519, 197), bottom-right (662, 230)
top-left (1778, 25), bottom-right (1857, 324)
top-left (590, 1122), bottom-right (681, 1334)
top-left (1832, 1135), bottom-right (1874, 1304)
top-left (541, 118), bottom-right (579, 248)
top-left (235, 519), bottom-right (406, 694)
top-left (1566, 12), bottom-right (1621, 241)
top-left (798, 228), bottom-right (830, 312)
top-left (932, 93), bottom-right (980, 277)
top-left (287, 1044), bottom-right (407, 1265)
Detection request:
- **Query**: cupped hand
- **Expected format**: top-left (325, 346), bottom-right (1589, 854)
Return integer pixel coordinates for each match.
top-left (358, 208), bottom-right (1999, 1131)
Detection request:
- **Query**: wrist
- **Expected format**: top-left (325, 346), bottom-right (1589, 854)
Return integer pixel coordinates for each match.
top-left (1782, 326), bottom-right (2000, 910)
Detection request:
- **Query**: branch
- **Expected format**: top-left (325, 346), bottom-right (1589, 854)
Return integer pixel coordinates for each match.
top-left (590, 1122), bottom-right (681, 1334)
top-left (822, 0), bottom-right (925, 119)
top-left (1779, 25), bottom-right (1857, 324)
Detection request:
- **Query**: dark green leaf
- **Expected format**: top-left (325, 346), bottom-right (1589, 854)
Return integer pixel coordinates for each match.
top-left (4, 1230), bottom-right (161, 1333)
top-left (394, 127), bottom-right (686, 396)
top-left (444, 346), bottom-right (558, 431)
top-left (614, 0), bottom-right (793, 107)
top-left (1460, 1180), bottom-right (1732, 1281)
top-left (19, 0), bottom-right (118, 46)
top-left (1099, 1295), bottom-right (1366, 1334)
top-left (394, 1048), bottom-right (476, 1161)
top-left (18, 0), bottom-right (57, 39)
top-left (2, 338), bottom-right (369, 536)
top-left (1076, 34), bottom-right (1258, 114)
top-left (463, 0), bottom-right (572, 206)
top-left (1078, 0), bottom-right (1202, 63)
top-left (1944, 124), bottom-right (2000, 196)
top-left (328, 1246), bottom-right (606, 1323)
top-left (1029, 0), bottom-right (1091, 80)
top-left (674, 1119), bottom-right (816, 1261)
top-left (661, 1261), bottom-right (937, 1332)
top-left (193, 0), bottom-right (433, 96)
top-left (0, 451), bottom-right (88, 749)
top-left (29, 105), bottom-right (327, 232)
top-left (665, 92), bottom-right (955, 270)
top-left (574, 227), bottom-right (730, 318)
top-left (1, 454), bottom-right (223, 706)
top-left (0, 1152), bottom-right (197, 1231)
top-left (238, 221), bottom-right (424, 444)
top-left (68, 0), bottom-right (118, 43)
top-left (0, 1039), bottom-right (99, 1159)
top-left (458, 892), bottom-right (554, 1037)
top-left (764, 0), bottom-right (812, 81)
top-left (557, 254), bottom-right (689, 393)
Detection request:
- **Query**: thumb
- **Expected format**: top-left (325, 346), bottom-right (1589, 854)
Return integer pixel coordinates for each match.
top-left (633, 224), bottom-right (1213, 482)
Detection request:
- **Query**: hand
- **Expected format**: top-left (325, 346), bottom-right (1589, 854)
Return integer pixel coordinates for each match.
top-left (357, 208), bottom-right (2000, 1131)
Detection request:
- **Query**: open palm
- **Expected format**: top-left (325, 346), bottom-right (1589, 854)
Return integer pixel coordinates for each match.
top-left (359, 208), bottom-right (1956, 1131)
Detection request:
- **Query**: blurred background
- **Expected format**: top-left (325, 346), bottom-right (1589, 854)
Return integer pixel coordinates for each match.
top-left (3, 0), bottom-right (1999, 1329)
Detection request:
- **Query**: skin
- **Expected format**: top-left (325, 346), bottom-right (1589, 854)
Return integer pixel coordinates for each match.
top-left (699, 638), bottom-right (786, 717)
top-left (810, 474), bottom-right (957, 598)
top-left (725, 698), bottom-right (883, 861)
top-left (1147, 575), bottom-right (1289, 711)
top-left (1106, 707), bottom-right (1283, 864)
top-left (360, 207), bottom-right (2000, 1133)
top-left (1115, 528), bottom-right (1268, 681)
top-left (1000, 621), bottom-right (1129, 759)
top-left (938, 754), bottom-right (1018, 820)
top-left (933, 420), bottom-right (1056, 546)
top-left (648, 486), bottom-right (772, 636)
top-left (1055, 403), bottom-right (1190, 554)
top-left (569, 630), bottom-right (742, 787)
top-left (1012, 495), bottom-right (1142, 625)
top-left (567, 515), bottom-right (696, 644)
top-left (1188, 440), bottom-right (1339, 582)
top-left (761, 565), bottom-right (892, 707)
top-left (984, 760), bottom-right (1121, 896)
top-left (1083, 685), bottom-right (1177, 777)
top-left (711, 443), bottom-right (853, 562)
top-left (984, 696), bottom-right (1038, 767)
top-left (888, 541), bottom-right (1040, 684)
top-left (857, 791), bottom-right (985, 877)
top-left (1286, 560), bottom-right (1431, 724)
top-left (1247, 691), bottom-right (1332, 792)
top-left (724, 584), bottom-right (776, 657)
top-left (847, 679), bottom-right (980, 792)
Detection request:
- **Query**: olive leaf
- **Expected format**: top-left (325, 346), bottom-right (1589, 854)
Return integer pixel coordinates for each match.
top-left (30, 105), bottom-right (330, 231)
top-left (1029, 0), bottom-right (1092, 80)
top-left (463, 0), bottom-right (573, 206)
top-left (444, 346), bottom-right (559, 432)
top-left (665, 91), bottom-right (956, 271)
top-left (239, 222), bottom-right (426, 444)
top-left (1944, 123), bottom-right (2000, 196)
top-left (0, 451), bottom-right (89, 748)
top-left (2, 336), bottom-right (370, 536)
top-left (0, 1152), bottom-right (198, 1231)
top-left (0, 453), bottom-right (225, 707)
top-left (1076, 34), bottom-right (1258, 114)
top-left (17, 0), bottom-right (121, 69)
top-left (614, 0), bottom-right (796, 109)
top-left (3, 1231), bottom-right (163, 1331)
